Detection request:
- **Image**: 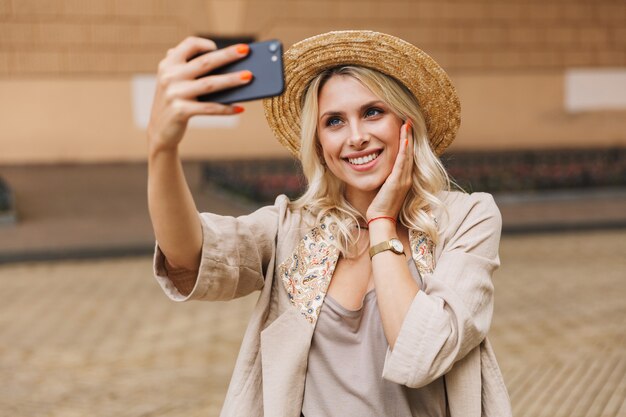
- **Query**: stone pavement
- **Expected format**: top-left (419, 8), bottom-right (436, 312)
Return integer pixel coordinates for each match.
top-left (0, 230), bottom-right (624, 416)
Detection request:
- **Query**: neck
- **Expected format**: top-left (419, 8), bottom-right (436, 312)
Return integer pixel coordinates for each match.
top-left (345, 187), bottom-right (377, 219)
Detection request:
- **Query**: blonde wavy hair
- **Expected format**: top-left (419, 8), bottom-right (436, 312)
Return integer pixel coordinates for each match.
top-left (291, 66), bottom-right (451, 257)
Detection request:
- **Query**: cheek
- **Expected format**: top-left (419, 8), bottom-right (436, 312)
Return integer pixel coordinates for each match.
top-left (383, 134), bottom-right (401, 160)
top-left (321, 148), bottom-right (332, 166)
top-left (373, 119), bottom-right (401, 141)
top-left (383, 122), bottom-right (402, 153)
top-left (317, 142), bottom-right (337, 173)
top-left (318, 134), bottom-right (341, 162)
top-left (318, 140), bottom-right (345, 179)
top-left (322, 149), bottom-right (342, 175)
top-left (390, 140), bottom-right (401, 159)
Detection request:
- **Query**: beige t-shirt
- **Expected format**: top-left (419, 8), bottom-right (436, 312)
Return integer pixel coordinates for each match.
top-left (302, 258), bottom-right (448, 417)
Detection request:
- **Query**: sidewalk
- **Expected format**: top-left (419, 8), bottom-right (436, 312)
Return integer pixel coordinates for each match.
top-left (1, 225), bottom-right (624, 417)
top-left (1, 162), bottom-right (625, 263)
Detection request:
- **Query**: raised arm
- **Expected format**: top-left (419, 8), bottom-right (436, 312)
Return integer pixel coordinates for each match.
top-left (147, 36), bottom-right (252, 270)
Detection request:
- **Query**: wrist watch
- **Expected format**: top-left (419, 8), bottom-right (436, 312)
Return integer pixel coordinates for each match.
top-left (369, 238), bottom-right (405, 259)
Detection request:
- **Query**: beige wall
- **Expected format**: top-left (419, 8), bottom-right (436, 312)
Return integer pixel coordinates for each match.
top-left (3, 72), bottom-right (624, 163)
top-left (0, 78), bottom-right (289, 163)
top-left (1, 0), bottom-right (625, 163)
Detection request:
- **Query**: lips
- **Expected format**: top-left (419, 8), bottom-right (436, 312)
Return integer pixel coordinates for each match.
top-left (345, 151), bottom-right (381, 166)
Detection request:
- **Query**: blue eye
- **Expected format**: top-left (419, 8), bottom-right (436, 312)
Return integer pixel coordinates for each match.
top-left (365, 108), bottom-right (383, 117)
top-left (326, 117), bottom-right (342, 127)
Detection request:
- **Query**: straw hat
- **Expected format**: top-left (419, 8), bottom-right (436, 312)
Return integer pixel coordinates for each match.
top-left (263, 30), bottom-right (461, 157)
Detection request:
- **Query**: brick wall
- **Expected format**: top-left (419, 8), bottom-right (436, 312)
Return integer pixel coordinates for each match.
top-left (0, 0), bottom-right (624, 76)
top-left (251, 0), bottom-right (625, 71)
top-left (0, 0), bottom-right (207, 75)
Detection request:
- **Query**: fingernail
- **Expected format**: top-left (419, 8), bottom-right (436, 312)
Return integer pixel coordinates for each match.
top-left (405, 138), bottom-right (409, 146)
top-left (406, 120), bottom-right (412, 130)
top-left (233, 106), bottom-right (245, 114)
top-left (236, 44), bottom-right (249, 55)
top-left (240, 70), bottom-right (253, 81)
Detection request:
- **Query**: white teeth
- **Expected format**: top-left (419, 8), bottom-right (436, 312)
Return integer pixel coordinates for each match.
top-left (348, 152), bottom-right (380, 165)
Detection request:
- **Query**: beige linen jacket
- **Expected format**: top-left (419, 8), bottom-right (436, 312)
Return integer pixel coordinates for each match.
top-left (153, 191), bottom-right (512, 417)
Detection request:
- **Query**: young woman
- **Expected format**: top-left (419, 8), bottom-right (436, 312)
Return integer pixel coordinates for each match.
top-left (147, 30), bottom-right (511, 417)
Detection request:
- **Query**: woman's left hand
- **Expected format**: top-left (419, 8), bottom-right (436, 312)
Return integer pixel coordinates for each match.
top-left (366, 120), bottom-right (414, 222)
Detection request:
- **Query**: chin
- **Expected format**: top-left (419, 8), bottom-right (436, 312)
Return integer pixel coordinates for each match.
top-left (345, 178), bottom-right (385, 193)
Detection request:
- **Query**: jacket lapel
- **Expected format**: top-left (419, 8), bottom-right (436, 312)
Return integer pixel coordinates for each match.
top-left (261, 215), bottom-right (340, 417)
top-left (408, 228), bottom-right (436, 275)
top-left (278, 215), bottom-right (340, 325)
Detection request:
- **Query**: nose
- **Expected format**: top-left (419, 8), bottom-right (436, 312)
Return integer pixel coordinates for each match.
top-left (348, 120), bottom-right (369, 148)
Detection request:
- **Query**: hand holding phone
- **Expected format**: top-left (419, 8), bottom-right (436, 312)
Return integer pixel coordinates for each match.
top-left (148, 37), bottom-right (253, 152)
top-left (197, 40), bottom-right (284, 104)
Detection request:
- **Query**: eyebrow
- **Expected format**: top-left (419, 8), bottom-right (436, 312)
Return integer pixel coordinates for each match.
top-left (319, 100), bottom-right (386, 119)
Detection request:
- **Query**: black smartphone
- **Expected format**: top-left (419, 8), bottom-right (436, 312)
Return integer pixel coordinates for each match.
top-left (197, 39), bottom-right (284, 104)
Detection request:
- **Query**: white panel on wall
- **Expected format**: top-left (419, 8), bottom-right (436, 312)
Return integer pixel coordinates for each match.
top-left (565, 68), bottom-right (626, 113)
top-left (131, 74), bottom-right (241, 129)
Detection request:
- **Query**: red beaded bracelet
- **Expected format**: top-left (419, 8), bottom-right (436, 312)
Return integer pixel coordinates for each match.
top-left (367, 216), bottom-right (397, 226)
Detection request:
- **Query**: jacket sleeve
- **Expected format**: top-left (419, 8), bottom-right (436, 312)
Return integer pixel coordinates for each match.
top-left (153, 195), bottom-right (286, 302)
top-left (382, 193), bottom-right (502, 388)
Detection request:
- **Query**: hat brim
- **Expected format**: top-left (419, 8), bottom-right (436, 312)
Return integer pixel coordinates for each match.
top-left (263, 30), bottom-right (461, 158)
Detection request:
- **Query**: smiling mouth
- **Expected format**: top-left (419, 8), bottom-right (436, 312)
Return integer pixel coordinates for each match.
top-left (346, 151), bottom-right (381, 166)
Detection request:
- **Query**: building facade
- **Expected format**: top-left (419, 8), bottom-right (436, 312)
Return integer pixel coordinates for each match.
top-left (0, 0), bottom-right (625, 163)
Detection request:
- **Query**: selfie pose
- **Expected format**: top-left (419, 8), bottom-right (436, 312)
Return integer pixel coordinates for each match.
top-left (147, 30), bottom-right (512, 417)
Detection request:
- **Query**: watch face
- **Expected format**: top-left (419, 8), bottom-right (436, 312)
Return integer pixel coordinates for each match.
top-left (390, 239), bottom-right (403, 253)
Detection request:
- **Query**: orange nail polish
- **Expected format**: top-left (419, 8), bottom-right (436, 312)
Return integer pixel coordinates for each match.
top-left (406, 120), bottom-right (412, 130)
top-left (240, 70), bottom-right (253, 81)
top-left (233, 106), bottom-right (245, 114)
top-left (405, 138), bottom-right (409, 146)
top-left (236, 44), bottom-right (249, 55)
